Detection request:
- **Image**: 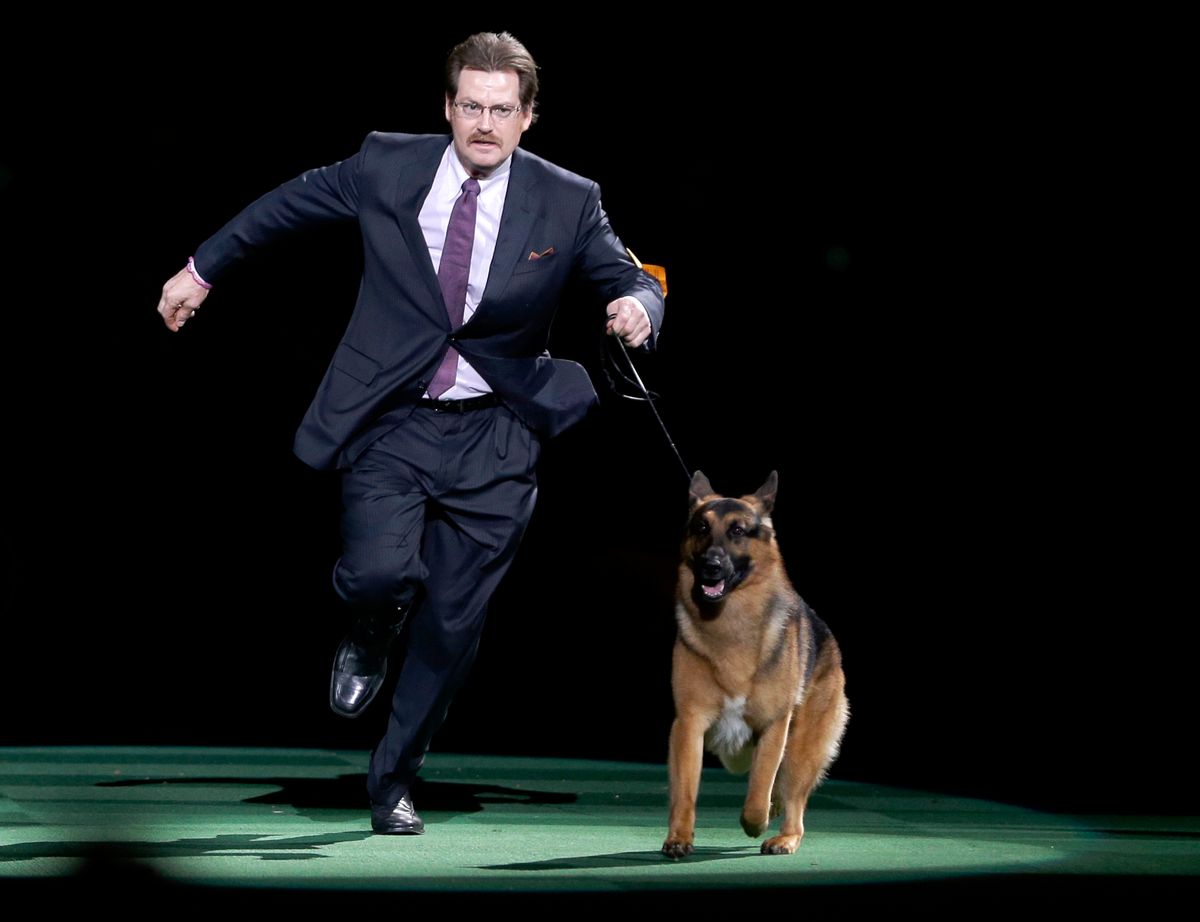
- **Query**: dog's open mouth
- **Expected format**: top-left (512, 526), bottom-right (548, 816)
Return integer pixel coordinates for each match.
top-left (700, 578), bottom-right (727, 600)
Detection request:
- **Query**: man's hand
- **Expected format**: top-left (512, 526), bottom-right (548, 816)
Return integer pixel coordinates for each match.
top-left (157, 267), bottom-right (210, 332)
top-left (605, 297), bottom-right (651, 348)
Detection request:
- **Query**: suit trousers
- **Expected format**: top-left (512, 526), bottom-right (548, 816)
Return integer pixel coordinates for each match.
top-left (332, 403), bottom-right (540, 810)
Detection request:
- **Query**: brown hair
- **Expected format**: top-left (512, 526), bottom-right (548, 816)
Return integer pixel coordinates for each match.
top-left (445, 31), bottom-right (540, 123)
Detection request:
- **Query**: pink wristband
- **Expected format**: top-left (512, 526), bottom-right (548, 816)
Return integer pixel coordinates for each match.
top-left (186, 256), bottom-right (213, 290)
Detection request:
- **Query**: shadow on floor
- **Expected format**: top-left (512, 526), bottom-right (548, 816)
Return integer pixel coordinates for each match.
top-left (95, 774), bottom-right (576, 814)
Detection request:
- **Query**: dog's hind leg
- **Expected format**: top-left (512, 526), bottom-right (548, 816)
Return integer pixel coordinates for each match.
top-left (769, 779), bottom-right (783, 819)
top-left (762, 666), bottom-right (849, 855)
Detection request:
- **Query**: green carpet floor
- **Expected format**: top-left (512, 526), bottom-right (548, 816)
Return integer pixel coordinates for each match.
top-left (2, 747), bottom-right (1197, 906)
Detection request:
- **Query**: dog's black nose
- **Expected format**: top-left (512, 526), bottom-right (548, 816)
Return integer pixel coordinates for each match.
top-left (701, 550), bottom-right (725, 578)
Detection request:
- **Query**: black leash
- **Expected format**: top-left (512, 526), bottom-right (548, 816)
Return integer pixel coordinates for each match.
top-left (604, 330), bottom-right (692, 484)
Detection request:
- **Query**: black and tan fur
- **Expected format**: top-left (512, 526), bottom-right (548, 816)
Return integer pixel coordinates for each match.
top-left (663, 471), bottom-right (849, 858)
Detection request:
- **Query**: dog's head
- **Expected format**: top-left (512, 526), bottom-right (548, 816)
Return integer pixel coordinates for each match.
top-left (682, 470), bottom-right (779, 606)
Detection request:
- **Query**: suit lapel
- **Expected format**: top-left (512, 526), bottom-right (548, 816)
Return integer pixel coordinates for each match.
top-left (393, 139), bottom-right (452, 324)
top-left (480, 147), bottom-right (541, 310)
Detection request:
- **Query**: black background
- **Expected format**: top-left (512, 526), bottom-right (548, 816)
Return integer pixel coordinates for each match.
top-left (2, 14), bottom-right (1190, 816)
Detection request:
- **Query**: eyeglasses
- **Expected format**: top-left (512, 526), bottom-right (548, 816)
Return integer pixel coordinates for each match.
top-left (451, 101), bottom-right (523, 121)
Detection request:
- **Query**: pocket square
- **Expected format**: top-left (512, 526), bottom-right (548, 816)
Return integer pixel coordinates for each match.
top-left (528, 246), bottom-right (556, 261)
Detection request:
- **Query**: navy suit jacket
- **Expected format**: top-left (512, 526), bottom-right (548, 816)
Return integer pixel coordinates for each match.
top-left (193, 132), bottom-right (666, 471)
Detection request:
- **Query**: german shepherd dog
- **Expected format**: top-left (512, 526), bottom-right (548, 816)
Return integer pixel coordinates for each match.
top-left (663, 471), bottom-right (849, 858)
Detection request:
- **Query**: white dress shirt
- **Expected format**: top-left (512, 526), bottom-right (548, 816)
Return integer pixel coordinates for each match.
top-left (418, 144), bottom-right (511, 399)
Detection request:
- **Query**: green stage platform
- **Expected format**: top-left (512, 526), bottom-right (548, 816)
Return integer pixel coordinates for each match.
top-left (2, 747), bottom-right (1197, 907)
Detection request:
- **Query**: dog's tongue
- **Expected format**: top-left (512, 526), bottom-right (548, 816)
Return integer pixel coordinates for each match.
top-left (703, 580), bottom-right (725, 598)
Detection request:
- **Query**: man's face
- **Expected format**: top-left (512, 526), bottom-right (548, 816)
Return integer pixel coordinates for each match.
top-left (445, 68), bottom-right (532, 177)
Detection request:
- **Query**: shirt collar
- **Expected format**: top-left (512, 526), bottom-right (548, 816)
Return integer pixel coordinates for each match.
top-left (446, 143), bottom-right (513, 197)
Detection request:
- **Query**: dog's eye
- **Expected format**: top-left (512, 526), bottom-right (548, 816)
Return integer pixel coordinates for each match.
top-left (692, 520), bottom-right (710, 535)
top-left (729, 524), bottom-right (745, 537)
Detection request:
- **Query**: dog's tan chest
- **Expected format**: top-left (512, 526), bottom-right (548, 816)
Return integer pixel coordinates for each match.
top-left (675, 599), bottom-right (801, 701)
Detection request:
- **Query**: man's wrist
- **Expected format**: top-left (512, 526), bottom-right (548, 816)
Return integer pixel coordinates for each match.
top-left (186, 256), bottom-right (213, 290)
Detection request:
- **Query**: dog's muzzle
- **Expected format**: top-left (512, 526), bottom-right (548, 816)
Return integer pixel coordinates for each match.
top-left (697, 551), bottom-right (731, 600)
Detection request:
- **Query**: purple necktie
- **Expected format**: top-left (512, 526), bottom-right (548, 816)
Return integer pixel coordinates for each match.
top-left (427, 177), bottom-right (481, 398)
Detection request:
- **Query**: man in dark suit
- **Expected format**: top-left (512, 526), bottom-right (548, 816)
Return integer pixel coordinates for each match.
top-left (155, 32), bottom-right (664, 835)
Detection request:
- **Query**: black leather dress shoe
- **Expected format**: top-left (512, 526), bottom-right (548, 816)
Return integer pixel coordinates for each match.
top-left (329, 611), bottom-right (407, 718)
top-left (371, 792), bottom-right (425, 835)
top-left (329, 638), bottom-right (386, 718)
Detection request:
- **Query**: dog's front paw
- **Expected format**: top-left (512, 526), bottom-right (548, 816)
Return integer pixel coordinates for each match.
top-left (740, 808), bottom-right (769, 838)
top-left (662, 838), bottom-right (694, 860)
top-left (761, 834), bottom-right (801, 855)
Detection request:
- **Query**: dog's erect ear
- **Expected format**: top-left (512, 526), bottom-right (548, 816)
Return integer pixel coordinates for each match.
top-left (754, 471), bottom-right (778, 514)
top-left (689, 470), bottom-right (716, 509)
